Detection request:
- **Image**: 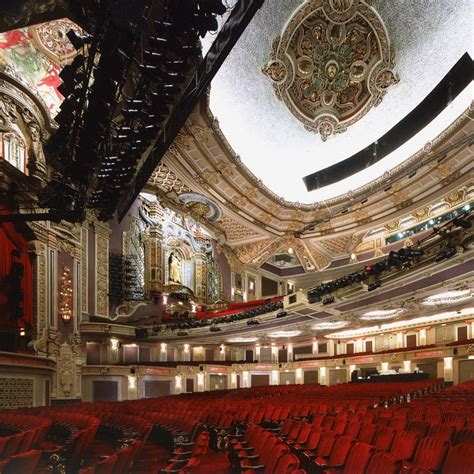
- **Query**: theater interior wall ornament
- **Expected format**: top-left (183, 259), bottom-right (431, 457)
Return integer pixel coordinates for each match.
top-left (262, 0), bottom-right (399, 140)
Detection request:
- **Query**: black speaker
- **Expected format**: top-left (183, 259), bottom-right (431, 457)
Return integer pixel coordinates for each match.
top-left (453, 348), bottom-right (458, 355)
top-left (342, 359), bottom-right (346, 365)
top-left (199, 365), bottom-right (204, 371)
top-left (130, 367), bottom-right (136, 375)
top-left (279, 363), bottom-right (282, 368)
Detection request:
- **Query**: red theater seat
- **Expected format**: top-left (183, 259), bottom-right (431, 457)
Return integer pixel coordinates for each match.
top-left (403, 436), bottom-right (450, 473)
top-left (366, 451), bottom-right (402, 474)
top-left (1, 449), bottom-right (41, 474)
top-left (442, 443), bottom-right (474, 474)
top-left (390, 431), bottom-right (420, 460)
top-left (323, 442), bottom-right (375, 474)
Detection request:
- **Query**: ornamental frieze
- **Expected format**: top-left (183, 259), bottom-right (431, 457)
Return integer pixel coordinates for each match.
top-left (262, 0), bottom-right (398, 140)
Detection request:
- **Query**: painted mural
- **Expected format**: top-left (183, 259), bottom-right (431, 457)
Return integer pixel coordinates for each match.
top-left (0, 19), bottom-right (83, 116)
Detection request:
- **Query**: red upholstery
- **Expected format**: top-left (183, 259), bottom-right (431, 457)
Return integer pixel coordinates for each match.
top-left (403, 436), bottom-right (450, 472)
top-left (1, 449), bottom-right (41, 474)
top-left (324, 442), bottom-right (375, 474)
top-left (343, 422), bottom-right (361, 438)
top-left (274, 453), bottom-right (300, 474)
top-left (372, 426), bottom-right (396, 452)
top-left (366, 452), bottom-right (402, 474)
top-left (357, 424), bottom-right (377, 445)
top-left (313, 435), bottom-right (354, 469)
top-left (390, 431), bottom-right (420, 460)
top-left (442, 443), bottom-right (474, 474)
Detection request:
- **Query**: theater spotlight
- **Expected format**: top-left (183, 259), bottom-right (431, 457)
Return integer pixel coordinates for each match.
top-left (367, 281), bottom-right (381, 292)
top-left (322, 296), bottom-right (335, 305)
top-left (198, 0), bottom-right (227, 15)
top-left (66, 29), bottom-right (93, 50)
top-left (435, 247), bottom-right (457, 262)
top-left (453, 217), bottom-right (472, 229)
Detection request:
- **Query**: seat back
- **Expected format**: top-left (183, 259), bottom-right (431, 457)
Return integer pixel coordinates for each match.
top-left (357, 424), bottom-right (376, 444)
top-left (427, 424), bottom-right (455, 441)
top-left (412, 436), bottom-right (450, 471)
top-left (2, 449), bottom-right (42, 474)
top-left (344, 422), bottom-right (361, 438)
top-left (342, 442), bottom-right (375, 474)
top-left (287, 421), bottom-right (302, 441)
top-left (333, 419), bottom-right (347, 435)
top-left (259, 436), bottom-right (279, 466)
top-left (295, 423), bottom-right (312, 444)
top-left (390, 431), bottom-right (420, 460)
top-left (280, 419), bottom-right (293, 437)
top-left (327, 435), bottom-right (354, 466)
top-left (406, 421), bottom-right (429, 438)
top-left (321, 416), bottom-right (334, 431)
top-left (264, 443), bottom-right (290, 474)
top-left (443, 443), bottom-right (474, 474)
top-left (316, 431), bottom-right (338, 458)
top-left (274, 453), bottom-right (299, 474)
top-left (311, 414), bottom-right (324, 428)
top-left (366, 452), bottom-right (402, 474)
top-left (373, 427), bottom-right (396, 452)
top-left (305, 428), bottom-right (323, 450)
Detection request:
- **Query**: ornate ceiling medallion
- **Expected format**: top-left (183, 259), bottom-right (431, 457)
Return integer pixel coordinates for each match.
top-left (262, 0), bottom-right (398, 140)
top-left (179, 193), bottom-right (222, 222)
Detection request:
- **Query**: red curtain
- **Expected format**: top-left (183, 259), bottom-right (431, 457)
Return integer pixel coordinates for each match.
top-left (0, 206), bottom-right (33, 328)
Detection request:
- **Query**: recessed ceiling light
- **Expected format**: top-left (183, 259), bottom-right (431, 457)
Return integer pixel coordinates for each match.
top-left (325, 308), bottom-right (474, 338)
top-left (268, 330), bottom-right (301, 338)
top-left (312, 321), bottom-right (349, 331)
top-left (360, 309), bottom-right (405, 321)
top-left (226, 337), bottom-right (259, 343)
top-left (421, 290), bottom-right (472, 306)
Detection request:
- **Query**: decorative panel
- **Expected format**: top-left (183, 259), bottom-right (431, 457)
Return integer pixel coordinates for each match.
top-left (0, 378), bottom-right (33, 409)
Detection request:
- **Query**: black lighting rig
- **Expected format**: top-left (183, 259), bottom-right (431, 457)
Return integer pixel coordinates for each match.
top-left (37, 0), bottom-right (233, 223)
top-left (307, 208), bottom-right (473, 303)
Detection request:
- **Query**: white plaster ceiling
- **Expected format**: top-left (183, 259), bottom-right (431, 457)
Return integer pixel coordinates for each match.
top-left (204, 0), bottom-right (473, 204)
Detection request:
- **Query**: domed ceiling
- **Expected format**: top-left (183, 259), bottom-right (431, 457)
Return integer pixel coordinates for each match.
top-left (206, 0), bottom-right (473, 203)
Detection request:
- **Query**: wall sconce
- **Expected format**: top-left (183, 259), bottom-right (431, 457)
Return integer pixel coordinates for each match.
top-left (163, 294), bottom-right (168, 305)
top-left (59, 266), bottom-right (73, 323)
top-left (160, 342), bottom-right (167, 352)
top-left (128, 375), bottom-right (137, 390)
top-left (183, 344), bottom-right (190, 353)
top-left (110, 338), bottom-right (119, 351)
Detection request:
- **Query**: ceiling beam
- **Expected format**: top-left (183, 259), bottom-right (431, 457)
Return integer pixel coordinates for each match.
top-left (117, 0), bottom-right (265, 221)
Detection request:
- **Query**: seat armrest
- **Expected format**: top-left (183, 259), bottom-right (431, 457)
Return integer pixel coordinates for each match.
top-left (240, 465), bottom-right (264, 471)
top-left (172, 450), bottom-right (192, 455)
top-left (238, 454), bottom-right (259, 460)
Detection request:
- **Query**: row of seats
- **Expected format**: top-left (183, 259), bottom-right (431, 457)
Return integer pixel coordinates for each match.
top-left (0, 378), bottom-right (470, 473)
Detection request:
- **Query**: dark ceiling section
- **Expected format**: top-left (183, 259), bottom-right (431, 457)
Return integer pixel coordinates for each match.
top-left (303, 53), bottom-right (473, 192)
top-left (2, 0), bottom-right (265, 225)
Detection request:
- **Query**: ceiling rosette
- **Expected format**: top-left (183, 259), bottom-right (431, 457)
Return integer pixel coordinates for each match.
top-left (262, 0), bottom-right (399, 140)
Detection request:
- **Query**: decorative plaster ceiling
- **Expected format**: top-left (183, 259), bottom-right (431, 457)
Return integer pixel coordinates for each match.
top-left (207, 0), bottom-right (473, 202)
top-left (262, 0), bottom-right (398, 140)
top-left (0, 18), bottom-right (84, 116)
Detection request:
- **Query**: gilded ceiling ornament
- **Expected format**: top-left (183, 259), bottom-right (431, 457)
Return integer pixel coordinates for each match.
top-left (31, 19), bottom-right (84, 65)
top-left (179, 193), bottom-right (222, 222)
top-left (202, 169), bottom-right (220, 185)
top-left (243, 187), bottom-right (258, 199)
top-left (262, 0), bottom-right (398, 140)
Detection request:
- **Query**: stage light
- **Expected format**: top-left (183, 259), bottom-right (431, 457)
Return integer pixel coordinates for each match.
top-left (453, 217), bottom-right (471, 229)
top-left (198, 0), bottom-right (227, 15)
top-left (66, 29), bottom-right (92, 50)
top-left (322, 296), bottom-right (335, 305)
top-left (435, 247), bottom-right (457, 262)
top-left (367, 282), bottom-right (381, 292)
